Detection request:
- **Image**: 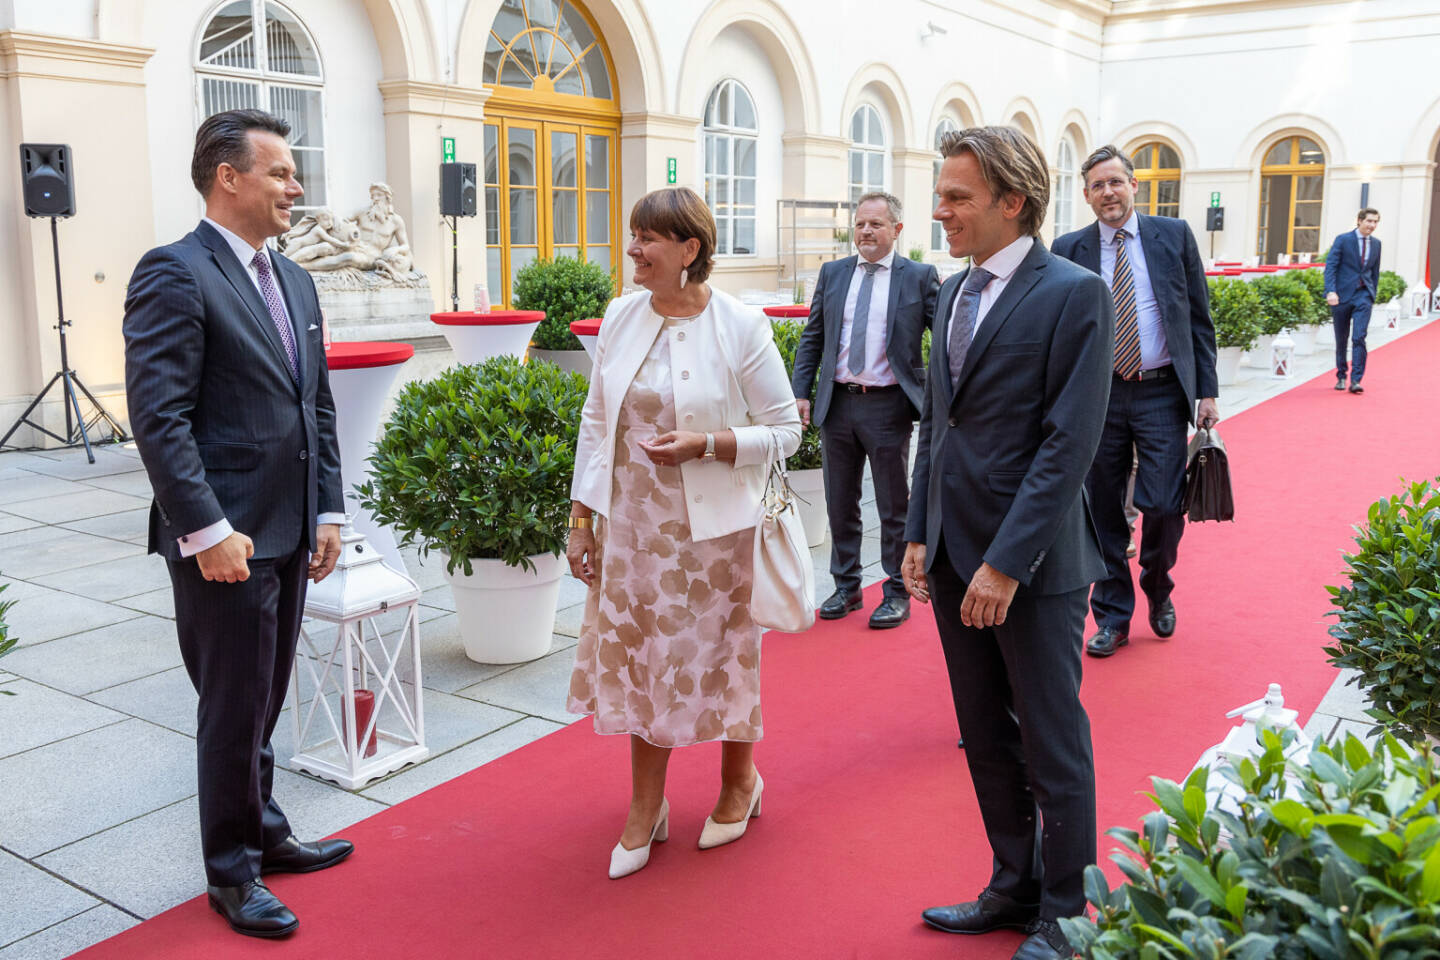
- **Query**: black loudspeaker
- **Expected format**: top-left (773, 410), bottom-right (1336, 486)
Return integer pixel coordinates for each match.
top-left (20, 143), bottom-right (76, 218)
top-left (440, 162), bottom-right (477, 217)
top-left (1206, 207), bottom-right (1224, 232)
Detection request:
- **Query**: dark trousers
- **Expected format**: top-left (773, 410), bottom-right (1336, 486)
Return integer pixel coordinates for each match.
top-left (1332, 296), bottom-right (1374, 383)
top-left (1086, 376), bottom-right (1188, 632)
top-left (929, 540), bottom-right (1096, 920)
top-left (169, 543), bottom-right (309, 886)
top-left (819, 386), bottom-right (913, 599)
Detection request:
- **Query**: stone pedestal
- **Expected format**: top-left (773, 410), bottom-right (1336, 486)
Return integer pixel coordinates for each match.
top-left (320, 284), bottom-right (437, 343)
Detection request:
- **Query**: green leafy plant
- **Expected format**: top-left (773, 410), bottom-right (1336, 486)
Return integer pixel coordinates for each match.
top-left (1295, 268), bottom-right (1334, 326)
top-left (1063, 731), bottom-right (1440, 960)
top-left (1313, 248), bottom-right (1329, 265)
top-left (357, 356), bottom-right (588, 575)
top-left (513, 256), bottom-right (615, 351)
top-left (832, 228), bottom-right (852, 245)
top-left (793, 281), bottom-right (806, 305)
top-left (1252, 274), bottom-right (1313, 336)
top-left (1325, 478), bottom-right (1440, 742)
top-left (1207, 277), bottom-right (1263, 351)
top-left (768, 319), bottom-right (823, 471)
top-left (908, 246), bottom-right (926, 262)
top-left (1378, 271), bottom-right (1407, 305)
top-left (0, 581), bottom-right (16, 652)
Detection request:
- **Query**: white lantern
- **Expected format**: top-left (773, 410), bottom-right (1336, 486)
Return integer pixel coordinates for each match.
top-left (1192, 683), bottom-right (1312, 816)
top-left (289, 518), bottom-right (428, 789)
top-left (1270, 331), bottom-right (1295, 378)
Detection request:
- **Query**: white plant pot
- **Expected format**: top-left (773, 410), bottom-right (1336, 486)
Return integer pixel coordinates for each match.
top-left (441, 551), bottom-right (564, 664)
top-left (1245, 334), bottom-right (1275, 367)
top-left (1289, 326), bottom-right (1317, 356)
top-left (1315, 322), bottom-right (1335, 347)
top-left (528, 348), bottom-right (593, 378)
top-left (1215, 346), bottom-right (1244, 386)
top-left (788, 467), bottom-right (828, 548)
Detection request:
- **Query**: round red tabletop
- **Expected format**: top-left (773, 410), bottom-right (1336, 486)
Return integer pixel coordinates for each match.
top-left (1222, 269), bottom-right (1244, 276)
top-left (325, 340), bottom-right (415, 370)
top-left (569, 318), bottom-right (602, 336)
top-left (431, 310), bottom-right (546, 326)
top-left (763, 305), bottom-right (810, 319)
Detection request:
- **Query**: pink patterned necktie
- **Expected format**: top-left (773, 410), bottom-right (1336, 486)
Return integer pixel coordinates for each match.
top-left (251, 249), bottom-right (299, 381)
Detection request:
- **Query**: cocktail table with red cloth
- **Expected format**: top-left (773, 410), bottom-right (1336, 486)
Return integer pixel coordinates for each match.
top-left (762, 304), bottom-right (811, 319)
top-left (570, 318), bottom-right (602, 359)
top-left (431, 310), bottom-right (546, 364)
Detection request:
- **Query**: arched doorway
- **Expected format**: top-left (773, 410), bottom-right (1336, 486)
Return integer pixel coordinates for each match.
top-left (1257, 135), bottom-right (1325, 264)
top-left (480, 0), bottom-right (621, 305)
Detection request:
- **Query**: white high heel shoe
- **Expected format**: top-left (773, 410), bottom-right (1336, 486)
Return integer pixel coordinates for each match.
top-left (698, 774), bottom-right (763, 850)
top-left (608, 798), bottom-right (669, 879)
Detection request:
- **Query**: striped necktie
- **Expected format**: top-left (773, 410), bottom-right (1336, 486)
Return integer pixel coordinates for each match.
top-left (1111, 230), bottom-right (1141, 379)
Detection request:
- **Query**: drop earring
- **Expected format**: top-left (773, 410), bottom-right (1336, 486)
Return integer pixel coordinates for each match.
top-left (679, 268), bottom-right (688, 289)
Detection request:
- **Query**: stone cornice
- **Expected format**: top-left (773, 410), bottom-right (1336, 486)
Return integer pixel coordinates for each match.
top-left (0, 30), bottom-right (152, 85)
top-left (1104, 0), bottom-right (1351, 22)
top-left (378, 80), bottom-right (491, 121)
top-left (892, 146), bottom-right (940, 163)
top-left (781, 133), bottom-right (851, 153)
top-left (619, 111), bottom-right (701, 139)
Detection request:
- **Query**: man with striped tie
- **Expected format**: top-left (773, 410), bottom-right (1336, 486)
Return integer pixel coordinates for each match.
top-left (1053, 145), bottom-right (1219, 658)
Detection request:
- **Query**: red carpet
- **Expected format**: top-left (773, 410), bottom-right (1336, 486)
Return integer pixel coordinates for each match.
top-left (78, 323), bottom-right (1440, 960)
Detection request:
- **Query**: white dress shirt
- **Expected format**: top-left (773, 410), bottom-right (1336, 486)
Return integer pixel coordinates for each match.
top-left (952, 235), bottom-right (1035, 338)
top-left (1098, 211), bottom-right (1171, 370)
top-left (179, 218), bottom-right (343, 558)
top-left (835, 248), bottom-right (897, 385)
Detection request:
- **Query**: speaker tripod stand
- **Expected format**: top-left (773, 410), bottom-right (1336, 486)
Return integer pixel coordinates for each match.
top-left (0, 216), bottom-right (129, 464)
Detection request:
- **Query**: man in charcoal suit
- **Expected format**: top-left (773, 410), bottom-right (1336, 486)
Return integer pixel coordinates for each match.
top-left (903, 126), bottom-right (1113, 960)
top-left (791, 191), bottom-right (939, 629)
top-left (124, 109), bottom-right (351, 938)
top-left (1324, 208), bottom-right (1382, 394)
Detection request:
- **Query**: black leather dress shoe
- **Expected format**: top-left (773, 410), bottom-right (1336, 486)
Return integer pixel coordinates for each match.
top-left (922, 889), bottom-right (1039, 934)
top-left (207, 879), bottom-right (298, 938)
top-left (1149, 598), bottom-right (1176, 638)
top-left (1335, 376), bottom-right (1347, 391)
top-left (868, 597), bottom-right (910, 629)
top-left (818, 590), bottom-right (863, 620)
top-left (260, 835), bottom-right (354, 874)
top-left (1085, 626), bottom-right (1128, 658)
top-left (1349, 382), bottom-right (1364, 394)
top-left (1012, 918), bottom-right (1073, 960)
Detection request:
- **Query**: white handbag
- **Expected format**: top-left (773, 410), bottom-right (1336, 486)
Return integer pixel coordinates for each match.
top-left (750, 432), bottom-right (816, 633)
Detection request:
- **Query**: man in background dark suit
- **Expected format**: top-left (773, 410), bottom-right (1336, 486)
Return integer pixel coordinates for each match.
top-left (791, 191), bottom-right (939, 629)
top-left (124, 109), bottom-right (351, 938)
top-left (1052, 145), bottom-right (1218, 659)
top-left (903, 126), bottom-right (1113, 960)
top-left (1324, 208), bottom-right (1382, 394)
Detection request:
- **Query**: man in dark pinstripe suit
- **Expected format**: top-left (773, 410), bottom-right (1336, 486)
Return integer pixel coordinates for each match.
top-left (124, 109), bottom-right (350, 938)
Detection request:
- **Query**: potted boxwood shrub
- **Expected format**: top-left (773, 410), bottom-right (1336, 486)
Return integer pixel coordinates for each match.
top-left (1324, 477), bottom-right (1440, 744)
top-left (515, 256), bottom-right (615, 377)
top-left (771, 319), bottom-right (827, 547)
top-left (1062, 732), bottom-right (1440, 959)
top-left (1252, 274), bottom-right (1315, 355)
top-left (358, 356), bottom-right (589, 664)
top-left (1376, 270), bottom-right (1408, 328)
top-left (1207, 278), bottom-right (1261, 386)
top-left (1294, 267), bottom-right (1334, 346)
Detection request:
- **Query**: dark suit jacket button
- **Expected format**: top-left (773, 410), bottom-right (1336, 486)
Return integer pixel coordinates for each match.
top-left (299, 450), bottom-right (309, 461)
top-left (181, 536), bottom-right (188, 542)
top-left (947, 417), bottom-right (958, 427)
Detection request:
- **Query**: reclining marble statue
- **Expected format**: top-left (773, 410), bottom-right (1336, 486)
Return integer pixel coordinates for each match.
top-left (282, 183), bottom-right (424, 288)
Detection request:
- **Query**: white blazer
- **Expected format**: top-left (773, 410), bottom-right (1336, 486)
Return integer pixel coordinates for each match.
top-left (571, 289), bottom-right (802, 542)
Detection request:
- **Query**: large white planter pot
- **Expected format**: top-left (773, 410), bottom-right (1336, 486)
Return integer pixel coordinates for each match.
top-left (528, 348), bottom-right (593, 378)
top-left (1315, 322), bottom-right (1335, 347)
top-left (1215, 346), bottom-right (1244, 386)
top-left (441, 551), bottom-right (564, 664)
top-left (788, 467), bottom-right (828, 548)
top-left (1289, 326), bottom-right (1317, 356)
top-left (1245, 334), bottom-right (1275, 367)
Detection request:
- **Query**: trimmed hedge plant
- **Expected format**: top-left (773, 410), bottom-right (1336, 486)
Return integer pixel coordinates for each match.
top-left (1295, 268), bottom-right (1333, 326)
top-left (1252, 275), bottom-right (1314, 336)
top-left (769, 319), bottom-right (823, 471)
top-left (514, 256), bottom-right (615, 351)
top-left (357, 356), bottom-right (588, 575)
top-left (1378, 270), bottom-right (1407, 306)
top-left (1325, 478), bottom-right (1440, 742)
top-left (1207, 277), bottom-right (1263, 351)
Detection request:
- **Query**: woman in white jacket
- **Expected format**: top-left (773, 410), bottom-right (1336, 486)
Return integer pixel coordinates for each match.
top-left (565, 188), bottom-right (801, 879)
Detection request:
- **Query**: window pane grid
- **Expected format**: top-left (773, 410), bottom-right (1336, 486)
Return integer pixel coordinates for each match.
top-left (703, 79), bottom-right (758, 256)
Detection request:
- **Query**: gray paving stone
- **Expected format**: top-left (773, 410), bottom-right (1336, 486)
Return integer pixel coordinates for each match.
top-left (113, 586), bottom-right (174, 620)
top-left (0, 719), bottom-right (195, 858)
top-left (454, 645), bottom-right (586, 723)
top-left (1313, 672), bottom-right (1374, 724)
top-left (31, 552), bottom-right (170, 602)
top-left (59, 508), bottom-right (150, 543)
top-left (0, 528), bottom-right (144, 579)
top-left (556, 572), bottom-right (588, 608)
top-left (360, 716), bottom-right (564, 805)
top-left (407, 613), bottom-right (526, 693)
top-left (554, 601), bottom-right (584, 638)
top-left (0, 679), bottom-right (128, 759)
top-left (18, 450), bottom-right (146, 481)
top-left (399, 548), bottom-right (450, 591)
top-left (0, 511), bottom-right (40, 535)
top-left (86, 666), bottom-right (196, 736)
top-left (1, 616), bottom-right (181, 696)
top-left (75, 470), bottom-right (153, 498)
top-left (0, 472), bottom-right (90, 505)
top-left (0, 905), bottom-right (137, 959)
top-left (5, 490), bottom-right (150, 525)
top-left (420, 584), bottom-right (455, 611)
top-left (0, 577), bottom-right (142, 646)
top-left (0, 850), bottom-right (100, 948)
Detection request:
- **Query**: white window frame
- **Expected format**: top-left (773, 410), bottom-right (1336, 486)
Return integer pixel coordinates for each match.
top-left (848, 104), bottom-right (887, 205)
top-left (703, 78), bottom-right (759, 257)
top-left (1053, 138), bottom-right (1076, 238)
top-left (194, 0), bottom-right (327, 221)
top-left (931, 117), bottom-right (959, 252)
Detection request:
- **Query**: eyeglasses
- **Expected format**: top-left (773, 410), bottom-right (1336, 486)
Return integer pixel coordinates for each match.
top-left (1086, 177), bottom-right (1130, 193)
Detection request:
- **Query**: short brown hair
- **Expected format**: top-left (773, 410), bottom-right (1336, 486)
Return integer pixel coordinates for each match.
top-left (628, 187), bottom-right (716, 284)
top-left (192, 109), bottom-right (291, 197)
top-left (1080, 144), bottom-right (1135, 183)
top-left (938, 126), bottom-right (1050, 237)
top-left (1357, 207), bottom-right (1380, 222)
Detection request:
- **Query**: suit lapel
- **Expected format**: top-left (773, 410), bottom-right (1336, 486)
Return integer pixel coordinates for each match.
top-left (951, 243), bottom-right (1048, 401)
top-left (883, 254), bottom-right (905, 352)
top-left (270, 253), bottom-right (308, 390)
top-left (934, 273), bottom-right (962, 401)
top-left (1137, 215), bottom-right (1169, 320)
top-left (196, 222), bottom-right (297, 386)
top-left (605, 303), bottom-right (663, 423)
top-left (825, 256), bottom-right (856, 361)
top-left (1074, 223), bottom-right (1102, 275)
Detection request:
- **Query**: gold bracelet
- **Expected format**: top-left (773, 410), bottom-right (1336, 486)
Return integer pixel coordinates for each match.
top-left (567, 516), bottom-right (593, 529)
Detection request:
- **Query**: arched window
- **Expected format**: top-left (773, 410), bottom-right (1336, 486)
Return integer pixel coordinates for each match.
top-left (849, 105), bottom-right (886, 204)
top-left (1257, 136), bottom-right (1325, 264)
top-left (1132, 142), bottom-right (1181, 219)
top-left (482, 0), bottom-right (611, 98)
top-left (931, 117), bottom-right (959, 251)
top-left (1053, 139), bottom-right (1076, 237)
top-left (196, 1), bottom-right (325, 222)
top-left (704, 80), bottom-right (758, 256)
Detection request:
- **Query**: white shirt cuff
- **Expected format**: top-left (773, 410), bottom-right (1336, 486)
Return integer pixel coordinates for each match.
top-left (316, 513), bottom-right (346, 526)
top-left (178, 518), bottom-right (232, 558)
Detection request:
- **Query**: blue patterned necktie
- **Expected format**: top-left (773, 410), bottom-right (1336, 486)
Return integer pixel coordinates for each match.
top-left (947, 266), bottom-right (995, 385)
top-left (251, 250), bottom-right (300, 382)
top-left (847, 261), bottom-right (881, 375)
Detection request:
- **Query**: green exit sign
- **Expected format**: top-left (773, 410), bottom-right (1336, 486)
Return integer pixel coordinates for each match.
top-left (666, 157), bottom-right (677, 185)
top-left (442, 137), bottom-right (456, 163)
top-left (1210, 191), bottom-right (1221, 208)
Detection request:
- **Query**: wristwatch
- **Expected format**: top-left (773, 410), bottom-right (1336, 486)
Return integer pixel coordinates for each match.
top-left (700, 433), bottom-right (716, 462)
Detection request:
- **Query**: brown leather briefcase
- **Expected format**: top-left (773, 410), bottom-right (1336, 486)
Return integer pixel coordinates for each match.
top-left (1183, 425), bottom-right (1234, 522)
